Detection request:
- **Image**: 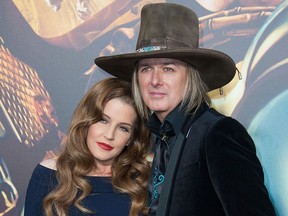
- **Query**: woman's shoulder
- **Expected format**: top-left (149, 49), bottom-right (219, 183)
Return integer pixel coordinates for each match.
top-left (29, 161), bottom-right (57, 186)
top-left (40, 158), bottom-right (57, 170)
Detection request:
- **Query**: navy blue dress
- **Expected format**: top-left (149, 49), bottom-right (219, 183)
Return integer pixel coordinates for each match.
top-left (25, 164), bottom-right (131, 215)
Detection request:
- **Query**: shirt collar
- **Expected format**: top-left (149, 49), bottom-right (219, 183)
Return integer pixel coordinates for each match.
top-left (146, 104), bottom-right (187, 138)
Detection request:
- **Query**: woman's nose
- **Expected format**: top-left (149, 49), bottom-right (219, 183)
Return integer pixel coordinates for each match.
top-left (104, 127), bottom-right (115, 140)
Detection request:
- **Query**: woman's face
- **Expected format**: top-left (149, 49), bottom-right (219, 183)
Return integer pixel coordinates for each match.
top-left (87, 98), bottom-right (137, 170)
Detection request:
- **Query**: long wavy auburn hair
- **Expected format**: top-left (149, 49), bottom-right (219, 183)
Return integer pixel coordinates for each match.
top-left (43, 78), bottom-right (151, 216)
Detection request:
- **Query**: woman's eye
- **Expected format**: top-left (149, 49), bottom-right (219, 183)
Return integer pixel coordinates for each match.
top-left (99, 118), bottom-right (107, 123)
top-left (120, 126), bottom-right (130, 133)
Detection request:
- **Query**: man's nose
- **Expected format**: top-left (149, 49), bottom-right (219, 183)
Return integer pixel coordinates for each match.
top-left (151, 70), bottom-right (163, 87)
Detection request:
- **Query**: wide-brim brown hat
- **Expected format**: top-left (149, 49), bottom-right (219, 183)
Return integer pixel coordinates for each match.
top-left (95, 3), bottom-right (236, 91)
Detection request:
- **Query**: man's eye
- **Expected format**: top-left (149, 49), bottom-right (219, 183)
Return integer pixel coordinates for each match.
top-left (139, 67), bottom-right (151, 72)
top-left (163, 67), bottom-right (174, 72)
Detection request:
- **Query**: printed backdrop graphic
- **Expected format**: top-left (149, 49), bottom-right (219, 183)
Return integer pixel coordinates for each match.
top-left (0, 0), bottom-right (287, 215)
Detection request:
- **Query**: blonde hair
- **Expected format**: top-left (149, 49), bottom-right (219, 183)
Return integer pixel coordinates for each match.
top-left (43, 78), bottom-right (151, 216)
top-left (132, 62), bottom-right (211, 120)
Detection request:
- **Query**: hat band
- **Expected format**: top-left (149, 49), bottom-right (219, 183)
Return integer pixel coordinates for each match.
top-left (136, 38), bottom-right (195, 53)
top-left (136, 46), bottom-right (166, 53)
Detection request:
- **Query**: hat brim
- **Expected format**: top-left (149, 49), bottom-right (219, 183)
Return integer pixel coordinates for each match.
top-left (95, 47), bottom-right (236, 91)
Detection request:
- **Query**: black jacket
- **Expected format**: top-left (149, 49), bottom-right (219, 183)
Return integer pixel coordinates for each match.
top-left (155, 105), bottom-right (276, 216)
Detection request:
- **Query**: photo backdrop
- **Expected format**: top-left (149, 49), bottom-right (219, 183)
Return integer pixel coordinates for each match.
top-left (0, 0), bottom-right (287, 215)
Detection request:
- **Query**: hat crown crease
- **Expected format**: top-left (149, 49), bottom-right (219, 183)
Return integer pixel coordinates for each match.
top-left (136, 3), bottom-right (199, 51)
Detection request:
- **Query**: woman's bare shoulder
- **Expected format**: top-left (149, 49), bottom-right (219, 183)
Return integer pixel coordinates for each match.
top-left (40, 158), bottom-right (57, 170)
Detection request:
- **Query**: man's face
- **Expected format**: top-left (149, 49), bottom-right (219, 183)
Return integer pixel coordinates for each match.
top-left (138, 58), bottom-right (188, 121)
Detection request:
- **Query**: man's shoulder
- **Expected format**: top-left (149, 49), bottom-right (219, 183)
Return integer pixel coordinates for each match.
top-left (194, 107), bottom-right (227, 124)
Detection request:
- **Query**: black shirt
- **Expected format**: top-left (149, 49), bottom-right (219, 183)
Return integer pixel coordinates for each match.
top-left (146, 104), bottom-right (188, 215)
top-left (146, 104), bottom-right (187, 156)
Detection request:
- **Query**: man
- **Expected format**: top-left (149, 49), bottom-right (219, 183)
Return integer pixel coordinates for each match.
top-left (95, 3), bottom-right (276, 216)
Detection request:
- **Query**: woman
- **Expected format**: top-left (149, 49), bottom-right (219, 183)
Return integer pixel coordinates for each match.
top-left (24, 78), bottom-right (151, 216)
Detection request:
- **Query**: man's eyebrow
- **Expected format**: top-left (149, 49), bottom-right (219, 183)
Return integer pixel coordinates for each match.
top-left (138, 61), bottom-right (176, 67)
top-left (162, 61), bottom-right (176, 65)
top-left (138, 62), bottom-right (149, 67)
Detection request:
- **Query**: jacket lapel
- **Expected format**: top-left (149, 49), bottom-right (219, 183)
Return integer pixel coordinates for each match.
top-left (156, 104), bottom-right (208, 215)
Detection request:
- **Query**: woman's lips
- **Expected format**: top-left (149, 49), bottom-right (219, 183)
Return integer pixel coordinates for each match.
top-left (97, 142), bottom-right (113, 151)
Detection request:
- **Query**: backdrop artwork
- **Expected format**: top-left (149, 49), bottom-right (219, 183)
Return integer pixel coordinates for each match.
top-left (0, 0), bottom-right (287, 215)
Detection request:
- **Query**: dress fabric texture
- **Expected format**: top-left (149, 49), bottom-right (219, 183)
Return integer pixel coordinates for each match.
top-left (24, 164), bottom-right (131, 216)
